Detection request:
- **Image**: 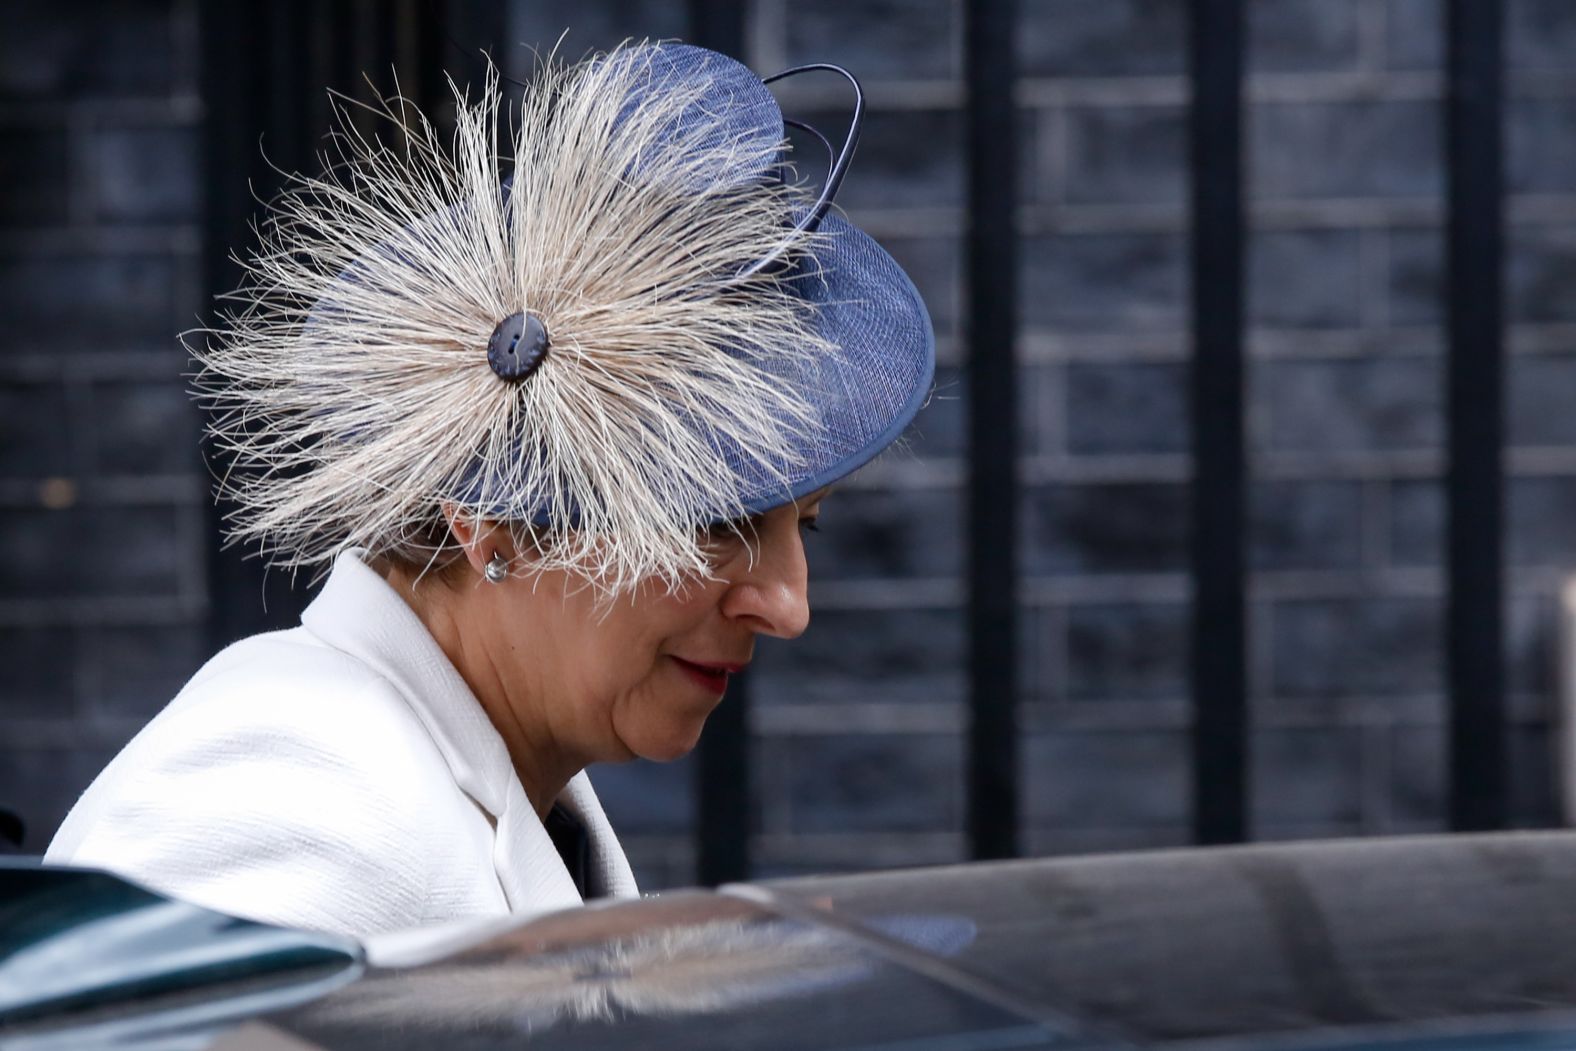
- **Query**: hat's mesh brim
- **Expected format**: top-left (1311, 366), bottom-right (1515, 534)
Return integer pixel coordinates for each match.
top-left (729, 210), bottom-right (937, 515)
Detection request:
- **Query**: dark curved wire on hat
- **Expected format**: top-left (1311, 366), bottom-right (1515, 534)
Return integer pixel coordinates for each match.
top-left (191, 41), bottom-right (934, 597)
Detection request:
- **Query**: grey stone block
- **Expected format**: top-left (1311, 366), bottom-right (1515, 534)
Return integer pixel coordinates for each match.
top-left (1062, 105), bottom-right (1185, 206)
top-left (1253, 821), bottom-right (1367, 843)
top-left (618, 835), bottom-right (696, 892)
top-left (807, 487), bottom-right (963, 581)
top-left (0, 127), bottom-right (69, 227)
top-left (1387, 228), bottom-right (1444, 326)
top-left (1507, 594), bottom-right (1552, 697)
top-left (1508, 0), bottom-right (1576, 72)
top-left (589, 756), bottom-right (696, 836)
top-left (1248, 0), bottom-right (1362, 73)
top-left (0, 744), bottom-right (122, 852)
top-left (1386, 0), bottom-right (1442, 70)
top-left (1018, 0), bottom-right (1185, 77)
top-left (1270, 596), bottom-right (1443, 696)
top-left (0, 2), bottom-right (177, 100)
top-left (1252, 726), bottom-right (1365, 826)
top-left (0, 503), bottom-right (189, 599)
top-left (905, 365), bottom-right (965, 460)
top-left (1510, 224), bottom-right (1576, 325)
top-left (77, 622), bottom-right (203, 722)
top-left (1388, 478), bottom-right (1441, 567)
top-left (87, 503), bottom-right (191, 599)
top-left (1254, 356), bottom-right (1442, 453)
top-left (1509, 99), bottom-right (1576, 195)
top-left (1249, 479), bottom-right (1364, 572)
top-left (505, 0), bottom-right (687, 62)
top-left (1510, 722), bottom-right (1559, 825)
top-left (0, 508), bottom-right (79, 599)
top-left (1021, 481), bottom-right (1187, 575)
top-left (750, 835), bottom-right (966, 879)
top-left (86, 123), bottom-right (200, 224)
top-left (90, 381), bottom-right (202, 475)
top-left (766, 733), bottom-right (963, 834)
top-left (1509, 477), bottom-right (1576, 568)
top-left (1248, 229), bottom-right (1363, 329)
top-left (1020, 232), bottom-right (1186, 332)
top-left (785, 0), bottom-right (956, 79)
top-left (1020, 365), bottom-right (1062, 457)
top-left (1066, 361), bottom-right (1187, 455)
top-left (0, 626), bottom-right (75, 719)
top-left (0, 381), bottom-right (76, 477)
top-left (1065, 601), bottom-right (1188, 701)
top-left (1509, 354), bottom-right (1576, 449)
top-left (808, 108), bottom-right (961, 211)
top-left (1388, 723), bottom-right (1445, 825)
top-left (879, 235), bottom-right (960, 341)
top-left (0, 253), bottom-right (180, 351)
top-left (1019, 107), bottom-right (1047, 206)
top-left (1021, 728), bottom-right (1190, 827)
top-left (751, 607), bottom-right (965, 706)
top-left (1021, 603), bottom-right (1061, 702)
top-left (1022, 825), bottom-right (1190, 857)
top-left (1249, 101), bottom-right (1441, 200)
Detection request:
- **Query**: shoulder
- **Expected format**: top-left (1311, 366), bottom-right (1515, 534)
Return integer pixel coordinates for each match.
top-left (48, 628), bottom-right (477, 936)
top-left (129, 628), bottom-right (452, 808)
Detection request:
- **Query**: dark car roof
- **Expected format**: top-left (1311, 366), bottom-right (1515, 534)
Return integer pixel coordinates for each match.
top-left (12, 832), bottom-right (1576, 1050)
top-left (761, 831), bottom-right (1576, 1046)
top-left (250, 832), bottom-right (1576, 1051)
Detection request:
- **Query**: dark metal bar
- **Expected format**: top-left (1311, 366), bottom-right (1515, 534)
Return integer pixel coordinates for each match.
top-left (263, 0), bottom-right (310, 179)
top-left (1188, 0), bottom-right (1249, 845)
top-left (1446, 0), bottom-right (1507, 832)
top-left (201, 2), bottom-right (452, 653)
top-left (687, 0), bottom-right (753, 885)
top-left (199, 1), bottom-right (312, 650)
top-left (964, 0), bottom-right (1020, 861)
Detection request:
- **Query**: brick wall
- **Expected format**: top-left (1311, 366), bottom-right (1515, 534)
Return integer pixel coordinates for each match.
top-left (569, 0), bottom-right (1576, 883)
top-left (3, 1), bottom-right (1575, 891)
top-left (0, 0), bottom-right (208, 852)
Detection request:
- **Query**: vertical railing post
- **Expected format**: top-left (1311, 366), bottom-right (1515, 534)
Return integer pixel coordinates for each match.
top-left (687, 0), bottom-right (753, 885)
top-left (199, 2), bottom-right (469, 652)
top-left (1188, 0), bottom-right (1249, 845)
top-left (964, 0), bottom-right (1021, 861)
top-left (1446, 0), bottom-right (1507, 832)
top-left (199, 0), bottom-right (311, 650)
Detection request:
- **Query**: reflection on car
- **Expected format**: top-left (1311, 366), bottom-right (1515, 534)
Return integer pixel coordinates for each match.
top-left (9, 832), bottom-right (1576, 1050)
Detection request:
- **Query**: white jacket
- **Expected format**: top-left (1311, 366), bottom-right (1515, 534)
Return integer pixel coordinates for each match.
top-left (46, 551), bottom-right (638, 939)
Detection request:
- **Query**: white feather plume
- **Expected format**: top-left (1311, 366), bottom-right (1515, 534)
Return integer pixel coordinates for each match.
top-left (191, 44), bottom-right (832, 596)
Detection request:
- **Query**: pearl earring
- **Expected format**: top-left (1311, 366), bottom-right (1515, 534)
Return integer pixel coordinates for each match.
top-left (483, 552), bottom-right (509, 584)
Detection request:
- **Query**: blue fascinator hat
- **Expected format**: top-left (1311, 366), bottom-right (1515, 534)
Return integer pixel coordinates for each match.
top-left (194, 41), bottom-right (934, 595)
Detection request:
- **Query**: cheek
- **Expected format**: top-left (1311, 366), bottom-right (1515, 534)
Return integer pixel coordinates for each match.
top-left (600, 589), bottom-right (729, 760)
top-left (574, 594), bottom-right (701, 709)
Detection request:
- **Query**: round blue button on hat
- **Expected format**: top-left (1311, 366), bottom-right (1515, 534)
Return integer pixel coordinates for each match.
top-left (487, 310), bottom-right (550, 381)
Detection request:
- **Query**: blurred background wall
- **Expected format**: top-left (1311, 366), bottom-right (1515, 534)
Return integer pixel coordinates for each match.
top-left (2, 0), bottom-right (1575, 889)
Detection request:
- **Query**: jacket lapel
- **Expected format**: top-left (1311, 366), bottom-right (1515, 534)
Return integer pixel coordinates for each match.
top-left (559, 773), bottom-right (640, 898)
top-left (494, 776), bottom-right (584, 912)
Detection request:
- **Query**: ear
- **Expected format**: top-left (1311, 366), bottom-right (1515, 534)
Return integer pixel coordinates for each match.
top-left (439, 502), bottom-right (515, 578)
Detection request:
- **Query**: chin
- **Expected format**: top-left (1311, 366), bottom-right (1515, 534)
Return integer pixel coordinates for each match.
top-left (631, 718), bottom-right (709, 763)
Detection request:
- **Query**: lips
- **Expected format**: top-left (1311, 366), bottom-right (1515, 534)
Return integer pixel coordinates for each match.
top-left (670, 657), bottom-right (745, 694)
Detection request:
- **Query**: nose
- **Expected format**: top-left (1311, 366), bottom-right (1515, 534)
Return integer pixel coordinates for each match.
top-left (719, 510), bottom-right (811, 639)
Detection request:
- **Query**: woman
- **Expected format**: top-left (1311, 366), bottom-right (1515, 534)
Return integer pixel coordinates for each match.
top-left (45, 42), bottom-right (933, 939)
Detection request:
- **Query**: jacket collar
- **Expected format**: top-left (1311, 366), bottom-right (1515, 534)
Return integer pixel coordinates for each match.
top-left (300, 550), bottom-right (515, 817)
top-left (297, 551), bottom-right (639, 903)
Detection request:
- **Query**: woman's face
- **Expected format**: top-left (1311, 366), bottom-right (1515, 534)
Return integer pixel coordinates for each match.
top-left (463, 491), bottom-right (827, 767)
